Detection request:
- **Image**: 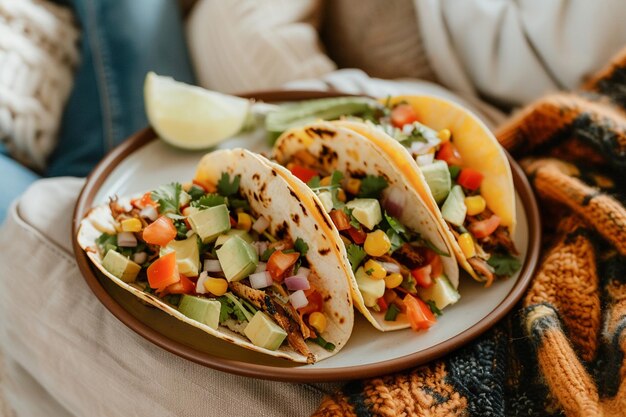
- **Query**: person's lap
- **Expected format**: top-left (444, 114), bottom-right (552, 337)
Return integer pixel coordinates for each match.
top-left (0, 153), bottom-right (40, 223)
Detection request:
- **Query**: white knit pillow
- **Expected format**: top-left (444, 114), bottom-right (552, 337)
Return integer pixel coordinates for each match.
top-left (0, 0), bottom-right (79, 170)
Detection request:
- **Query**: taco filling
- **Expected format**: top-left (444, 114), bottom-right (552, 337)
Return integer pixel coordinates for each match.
top-left (91, 173), bottom-right (337, 363)
top-left (286, 151), bottom-right (460, 331)
top-left (369, 102), bottom-right (521, 286)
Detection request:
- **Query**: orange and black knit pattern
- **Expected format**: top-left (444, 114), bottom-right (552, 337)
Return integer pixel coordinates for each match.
top-left (313, 48), bottom-right (626, 417)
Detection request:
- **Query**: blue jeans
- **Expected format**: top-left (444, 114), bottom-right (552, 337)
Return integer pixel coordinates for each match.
top-left (0, 0), bottom-right (195, 222)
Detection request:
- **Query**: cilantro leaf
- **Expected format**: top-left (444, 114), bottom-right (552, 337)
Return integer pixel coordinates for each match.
top-left (487, 253), bottom-right (522, 277)
top-left (426, 300), bottom-right (442, 316)
top-left (386, 228), bottom-right (405, 252)
top-left (187, 185), bottom-right (206, 201)
top-left (95, 233), bottom-right (118, 256)
top-left (343, 207), bottom-right (361, 230)
top-left (347, 244), bottom-right (366, 272)
top-left (383, 212), bottom-right (407, 236)
top-left (191, 194), bottom-right (227, 209)
top-left (164, 294), bottom-right (182, 306)
top-left (261, 247), bottom-right (276, 262)
top-left (218, 295), bottom-right (248, 323)
top-left (294, 238), bottom-right (309, 256)
top-left (358, 175), bottom-right (388, 199)
top-left (365, 268), bottom-right (375, 276)
top-left (173, 219), bottom-right (189, 240)
top-left (400, 274), bottom-right (416, 293)
top-left (311, 335), bottom-right (335, 351)
top-left (217, 173), bottom-right (240, 196)
top-left (384, 303), bottom-right (400, 321)
top-left (307, 176), bottom-right (321, 188)
top-left (330, 171), bottom-right (345, 209)
top-left (151, 183), bottom-right (182, 214)
top-left (229, 198), bottom-right (250, 210)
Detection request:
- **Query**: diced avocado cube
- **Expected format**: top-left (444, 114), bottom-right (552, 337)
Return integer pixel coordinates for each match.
top-left (216, 235), bottom-right (258, 282)
top-left (188, 204), bottom-right (231, 243)
top-left (421, 160), bottom-right (451, 204)
top-left (215, 229), bottom-right (253, 247)
top-left (441, 185), bottom-right (466, 226)
top-left (317, 191), bottom-right (333, 213)
top-left (102, 250), bottom-right (141, 283)
top-left (346, 198), bottom-right (382, 230)
top-left (417, 276), bottom-right (460, 310)
top-left (355, 266), bottom-right (385, 307)
top-left (244, 311), bottom-right (287, 350)
top-left (160, 236), bottom-right (200, 277)
top-left (178, 295), bottom-right (221, 329)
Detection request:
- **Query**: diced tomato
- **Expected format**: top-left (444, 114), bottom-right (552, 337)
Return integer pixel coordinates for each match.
top-left (411, 265), bottom-right (433, 288)
top-left (457, 168), bottom-right (484, 191)
top-left (229, 216), bottom-right (237, 227)
top-left (299, 288), bottom-right (323, 315)
top-left (131, 192), bottom-right (158, 209)
top-left (377, 297), bottom-right (388, 313)
top-left (329, 209), bottom-right (350, 231)
top-left (436, 142), bottom-right (463, 166)
top-left (267, 250), bottom-right (300, 282)
top-left (147, 252), bottom-right (180, 290)
top-left (164, 274), bottom-right (195, 295)
top-left (390, 103), bottom-right (419, 128)
top-left (403, 294), bottom-right (436, 331)
top-left (290, 165), bottom-right (319, 183)
top-left (142, 216), bottom-right (177, 246)
top-left (468, 215), bottom-right (501, 239)
top-left (346, 227), bottom-right (366, 244)
top-left (424, 249), bottom-right (443, 278)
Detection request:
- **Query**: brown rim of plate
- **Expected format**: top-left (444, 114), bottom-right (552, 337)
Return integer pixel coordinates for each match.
top-left (72, 90), bottom-right (541, 383)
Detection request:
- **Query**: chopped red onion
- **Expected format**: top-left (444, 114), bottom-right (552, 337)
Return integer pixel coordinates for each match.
top-left (382, 186), bottom-right (406, 218)
top-left (249, 271), bottom-right (273, 289)
top-left (284, 275), bottom-right (310, 291)
top-left (117, 232), bottom-right (137, 247)
top-left (132, 252), bottom-right (147, 264)
top-left (253, 241), bottom-right (269, 256)
top-left (204, 259), bottom-right (222, 273)
top-left (252, 216), bottom-right (270, 234)
top-left (140, 205), bottom-right (158, 222)
top-left (380, 262), bottom-right (401, 274)
top-left (255, 262), bottom-right (267, 273)
top-left (294, 267), bottom-right (310, 278)
top-left (289, 290), bottom-right (309, 309)
top-left (196, 271), bottom-right (209, 294)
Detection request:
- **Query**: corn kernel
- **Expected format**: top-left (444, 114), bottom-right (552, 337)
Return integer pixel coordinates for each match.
top-left (364, 230), bottom-right (391, 257)
top-left (465, 195), bottom-right (486, 216)
top-left (437, 129), bottom-right (451, 142)
top-left (345, 178), bottom-right (361, 195)
top-left (121, 218), bottom-right (142, 232)
top-left (182, 206), bottom-right (192, 217)
top-left (308, 312), bottom-right (327, 333)
top-left (458, 233), bottom-right (476, 258)
top-left (364, 259), bottom-right (386, 279)
top-left (384, 273), bottom-right (403, 289)
top-left (320, 176), bottom-right (332, 186)
top-left (182, 182), bottom-right (192, 192)
top-left (337, 189), bottom-right (347, 202)
top-left (204, 278), bottom-right (228, 296)
top-left (237, 212), bottom-right (252, 231)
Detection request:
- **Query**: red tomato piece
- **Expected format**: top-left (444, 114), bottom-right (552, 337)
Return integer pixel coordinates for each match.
top-left (329, 209), bottom-right (350, 231)
top-left (411, 265), bottom-right (433, 288)
top-left (299, 288), bottom-right (323, 315)
top-left (147, 252), bottom-right (180, 290)
top-left (164, 274), bottom-right (195, 295)
top-left (377, 297), bottom-right (388, 313)
top-left (132, 192), bottom-right (158, 209)
top-left (424, 249), bottom-right (443, 278)
top-left (290, 165), bottom-right (319, 184)
top-left (468, 215), bottom-right (501, 239)
top-left (390, 103), bottom-right (419, 128)
top-left (142, 216), bottom-right (177, 247)
top-left (229, 216), bottom-right (237, 227)
top-left (457, 168), bottom-right (484, 191)
top-left (267, 250), bottom-right (300, 282)
top-left (403, 294), bottom-right (436, 331)
top-left (436, 142), bottom-right (463, 166)
top-left (346, 227), bottom-right (366, 244)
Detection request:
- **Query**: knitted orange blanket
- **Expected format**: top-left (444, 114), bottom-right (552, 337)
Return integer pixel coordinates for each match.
top-left (313, 48), bottom-right (626, 417)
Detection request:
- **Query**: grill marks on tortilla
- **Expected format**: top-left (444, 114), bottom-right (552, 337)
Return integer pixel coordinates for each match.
top-left (305, 127), bottom-right (336, 139)
top-left (291, 213), bottom-right (300, 225)
top-left (318, 248), bottom-right (331, 256)
top-left (314, 200), bottom-right (332, 229)
top-left (275, 220), bottom-right (289, 239)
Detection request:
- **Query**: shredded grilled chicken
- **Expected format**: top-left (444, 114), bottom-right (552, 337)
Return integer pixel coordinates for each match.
top-left (108, 197), bottom-right (127, 219)
top-left (468, 257), bottom-right (495, 288)
top-left (392, 243), bottom-right (425, 270)
top-left (283, 302), bottom-right (312, 340)
top-left (481, 227), bottom-right (519, 256)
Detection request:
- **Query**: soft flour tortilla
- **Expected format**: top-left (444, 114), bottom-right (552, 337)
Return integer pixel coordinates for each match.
top-left (78, 149), bottom-right (354, 363)
top-left (273, 122), bottom-right (459, 331)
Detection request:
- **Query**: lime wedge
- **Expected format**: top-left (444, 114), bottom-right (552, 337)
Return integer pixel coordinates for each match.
top-left (144, 72), bottom-right (250, 149)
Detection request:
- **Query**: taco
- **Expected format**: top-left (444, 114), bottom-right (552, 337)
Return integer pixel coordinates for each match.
top-left (272, 122), bottom-right (460, 332)
top-left (77, 149), bottom-right (353, 364)
top-left (335, 95), bottom-right (520, 286)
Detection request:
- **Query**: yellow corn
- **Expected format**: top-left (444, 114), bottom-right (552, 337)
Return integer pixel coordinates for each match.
top-left (385, 273), bottom-right (403, 289)
top-left (237, 212), bottom-right (252, 231)
top-left (437, 129), bottom-right (451, 142)
top-left (204, 278), bottom-right (228, 296)
top-left (364, 259), bottom-right (386, 279)
top-left (320, 176), bottom-right (332, 186)
top-left (337, 189), bottom-right (347, 202)
top-left (182, 206), bottom-right (192, 217)
top-left (345, 178), bottom-right (361, 195)
top-left (308, 312), bottom-right (327, 333)
top-left (465, 195), bottom-right (486, 216)
top-left (182, 182), bottom-right (192, 192)
top-left (121, 218), bottom-right (142, 232)
top-left (458, 233), bottom-right (476, 258)
top-left (364, 230), bottom-right (391, 257)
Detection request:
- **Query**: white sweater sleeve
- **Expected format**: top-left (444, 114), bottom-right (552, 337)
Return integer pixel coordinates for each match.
top-left (185, 0), bottom-right (336, 94)
top-left (415, 0), bottom-right (626, 106)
